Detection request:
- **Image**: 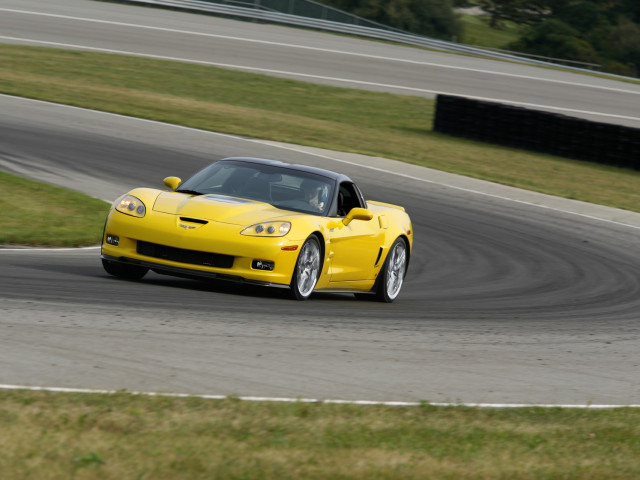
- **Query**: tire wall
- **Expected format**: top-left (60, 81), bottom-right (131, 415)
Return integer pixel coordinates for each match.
top-left (433, 94), bottom-right (640, 171)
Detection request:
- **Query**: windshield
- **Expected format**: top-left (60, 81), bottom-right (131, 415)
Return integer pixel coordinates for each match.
top-left (177, 160), bottom-right (334, 216)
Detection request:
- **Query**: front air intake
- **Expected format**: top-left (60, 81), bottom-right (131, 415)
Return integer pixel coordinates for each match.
top-left (137, 241), bottom-right (233, 268)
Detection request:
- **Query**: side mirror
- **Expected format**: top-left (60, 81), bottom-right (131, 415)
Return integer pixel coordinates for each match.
top-left (163, 176), bottom-right (182, 191)
top-left (343, 207), bottom-right (373, 226)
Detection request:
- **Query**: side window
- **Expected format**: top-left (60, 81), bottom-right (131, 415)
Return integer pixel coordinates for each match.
top-left (337, 182), bottom-right (364, 217)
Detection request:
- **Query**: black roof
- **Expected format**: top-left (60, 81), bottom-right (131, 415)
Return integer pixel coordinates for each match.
top-left (220, 157), bottom-right (353, 184)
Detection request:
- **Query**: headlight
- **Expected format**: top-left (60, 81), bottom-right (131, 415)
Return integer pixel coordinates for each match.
top-left (115, 194), bottom-right (146, 218)
top-left (241, 221), bottom-right (291, 237)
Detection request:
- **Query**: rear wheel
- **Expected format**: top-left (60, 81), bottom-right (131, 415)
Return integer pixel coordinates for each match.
top-left (375, 238), bottom-right (408, 303)
top-left (102, 259), bottom-right (148, 280)
top-left (290, 236), bottom-right (321, 300)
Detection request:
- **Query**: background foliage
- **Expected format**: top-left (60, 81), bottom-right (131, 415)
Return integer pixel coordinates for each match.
top-left (502, 0), bottom-right (640, 75)
top-left (321, 0), bottom-right (640, 76)
top-left (321, 0), bottom-right (463, 40)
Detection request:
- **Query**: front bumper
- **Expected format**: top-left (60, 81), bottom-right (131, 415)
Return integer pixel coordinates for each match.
top-left (101, 254), bottom-right (290, 287)
top-left (101, 210), bottom-right (302, 286)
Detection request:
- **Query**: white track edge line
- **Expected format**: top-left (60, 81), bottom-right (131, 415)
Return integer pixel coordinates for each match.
top-left (1, 384), bottom-right (638, 408)
top-left (3, 8), bottom-right (640, 96)
top-left (0, 246), bottom-right (100, 252)
top-left (2, 35), bottom-right (640, 124)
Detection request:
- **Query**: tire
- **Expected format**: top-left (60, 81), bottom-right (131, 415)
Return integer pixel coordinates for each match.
top-left (102, 259), bottom-right (148, 280)
top-left (375, 238), bottom-right (408, 303)
top-left (290, 236), bottom-right (321, 300)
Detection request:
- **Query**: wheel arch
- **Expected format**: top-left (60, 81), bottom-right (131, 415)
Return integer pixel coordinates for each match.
top-left (395, 234), bottom-right (411, 278)
top-left (371, 234), bottom-right (410, 302)
top-left (289, 231), bottom-right (325, 300)
top-left (378, 233), bottom-right (411, 275)
top-left (308, 230), bottom-right (326, 274)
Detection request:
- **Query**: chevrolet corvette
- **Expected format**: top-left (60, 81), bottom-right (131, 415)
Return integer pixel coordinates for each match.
top-left (101, 157), bottom-right (413, 301)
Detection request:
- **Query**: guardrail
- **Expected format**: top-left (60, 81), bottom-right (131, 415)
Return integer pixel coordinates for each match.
top-left (196, 0), bottom-right (397, 30)
top-left (115, 0), bottom-right (623, 76)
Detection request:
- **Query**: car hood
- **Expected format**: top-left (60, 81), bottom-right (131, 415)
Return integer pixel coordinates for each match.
top-left (152, 192), bottom-right (287, 225)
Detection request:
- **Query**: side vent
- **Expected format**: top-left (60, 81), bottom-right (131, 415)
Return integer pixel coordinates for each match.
top-left (374, 247), bottom-right (383, 266)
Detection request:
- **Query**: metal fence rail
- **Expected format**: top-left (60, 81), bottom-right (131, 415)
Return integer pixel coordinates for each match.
top-left (128, 0), bottom-right (405, 30)
top-left (116, 0), bottom-right (619, 75)
top-left (207, 0), bottom-right (398, 30)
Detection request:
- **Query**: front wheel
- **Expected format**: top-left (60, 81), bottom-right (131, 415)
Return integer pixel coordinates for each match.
top-left (102, 259), bottom-right (148, 280)
top-left (375, 238), bottom-right (408, 303)
top-left (290, 236), bottom-right (321, 300)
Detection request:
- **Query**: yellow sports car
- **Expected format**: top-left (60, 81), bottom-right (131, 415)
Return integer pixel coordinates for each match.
top-left (101, 157), bottom-right (413, 301)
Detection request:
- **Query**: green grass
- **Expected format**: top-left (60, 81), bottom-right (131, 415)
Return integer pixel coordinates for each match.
top-left (459, 14), bottom-right (522, 49)
top-left (0, 170), bottom-right (109, 246)
top-left (1, 389), bottom-right (640, 479)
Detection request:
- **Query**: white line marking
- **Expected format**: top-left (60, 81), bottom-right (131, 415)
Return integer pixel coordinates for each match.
top-left (3, 35), bottom-right (639, 125)
top-left (3, 8), bottom-right (640, 96)
top-left (0, 246), bottom-right (100, 252)
top-left (1, 384), bottom-right (638, 408)
top-left (3, 93), bottom-right (639, 232)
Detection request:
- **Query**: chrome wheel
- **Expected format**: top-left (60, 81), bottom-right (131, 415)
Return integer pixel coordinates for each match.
top-left (291, 236), bottom-right (321, 300)
top-left (376, 238), bottom-right (407, 302)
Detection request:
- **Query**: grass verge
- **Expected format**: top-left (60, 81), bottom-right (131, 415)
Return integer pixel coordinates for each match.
top-left (0, 170), bottom-right (109, 247)
top-left (1, 43), bottom-right (640, 222)
top-left (1, 389), bottom-right (640, 480)
top-left (459, 14), bottom-right (522, 48)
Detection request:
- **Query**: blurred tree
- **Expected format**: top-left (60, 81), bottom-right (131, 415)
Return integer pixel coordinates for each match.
top-left (321, 0), bottom-right (462, 40)
top-left (476, 0), bottom-right (548, 27)
top-left (552, 0), bottom-right (608, 32)
top-left (609, 0), bottom-right (640, 23)
top-left (321, 0), bottom-right (639, 75)
top-left (493, 0), bottom-right (640, 75)
top-left (591, 17), bottom-right (640, 75)
top-left (510, 18), bottom-right (600, 63)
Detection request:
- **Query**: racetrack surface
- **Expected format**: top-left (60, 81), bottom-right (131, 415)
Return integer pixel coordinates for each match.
top-left (1, 97), bottom-right (640, 405)
top-left (1, 0), bottom-right (640, 405)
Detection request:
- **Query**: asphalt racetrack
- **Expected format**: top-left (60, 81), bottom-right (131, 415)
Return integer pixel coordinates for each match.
top-left (1, 0), bottom-right (640, 405)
